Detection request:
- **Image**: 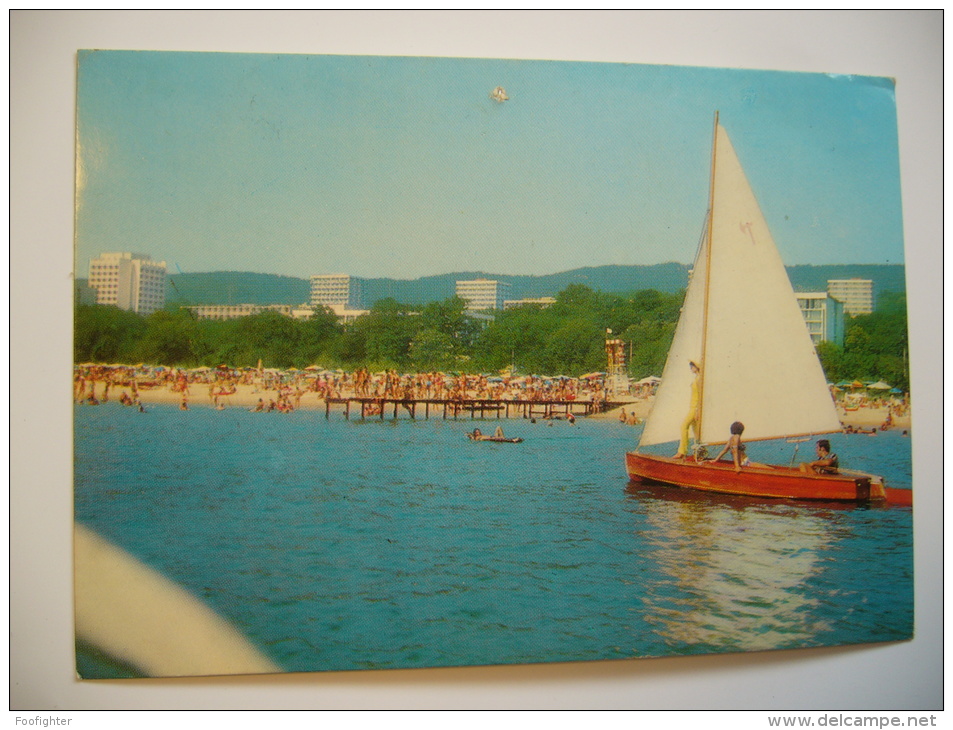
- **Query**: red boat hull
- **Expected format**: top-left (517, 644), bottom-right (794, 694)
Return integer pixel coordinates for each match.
top-left (626, 452), bottom-right (887, 503)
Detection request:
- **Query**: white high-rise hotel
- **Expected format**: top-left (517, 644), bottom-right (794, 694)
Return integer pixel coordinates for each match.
top-left (310, 274), bottom-right (363, 309)
top-left (827, 279), bottom-right (874, 317)
top-left (88, 252), bottom-right (167, 315)
top-left (455, 279), bottom-right (510, 311)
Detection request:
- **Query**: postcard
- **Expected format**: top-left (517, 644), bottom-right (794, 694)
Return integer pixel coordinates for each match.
top-left (73, 50), bottom-right (911, 678)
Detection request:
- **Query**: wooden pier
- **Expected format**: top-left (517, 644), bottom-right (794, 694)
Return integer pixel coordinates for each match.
top-left (324, 397), bottom-right (619, 421)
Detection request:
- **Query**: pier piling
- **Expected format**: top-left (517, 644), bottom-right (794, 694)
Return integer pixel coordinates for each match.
top-left (322, 397), bottom-right (616, 422)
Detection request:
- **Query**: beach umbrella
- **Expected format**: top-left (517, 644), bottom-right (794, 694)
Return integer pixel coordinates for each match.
top-left (867, 381), bottom-right (892, 390)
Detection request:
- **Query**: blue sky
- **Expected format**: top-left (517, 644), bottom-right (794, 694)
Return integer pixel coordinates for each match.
top-left (75, 51), bottom-right (904, 279)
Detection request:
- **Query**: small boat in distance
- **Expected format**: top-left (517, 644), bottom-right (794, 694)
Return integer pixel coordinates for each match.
top-left (626, 114), bottom-right (903, 505)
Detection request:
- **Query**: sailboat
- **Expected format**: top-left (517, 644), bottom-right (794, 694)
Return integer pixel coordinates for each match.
top-left (626, 114), bottom-right (904, 505)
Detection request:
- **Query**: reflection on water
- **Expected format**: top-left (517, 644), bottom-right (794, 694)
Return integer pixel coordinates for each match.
top-left (635, 489), bottom-right (829, 650)
top-left (625, 483), bottom-right (911, 655)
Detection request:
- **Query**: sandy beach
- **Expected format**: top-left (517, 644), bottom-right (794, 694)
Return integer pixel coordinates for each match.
top-left (105, 382), bottom-right (910, 431)
top-left (104, 379), bottom-right (623, 417)
top-left (596, 399), bottom-right (909, 430)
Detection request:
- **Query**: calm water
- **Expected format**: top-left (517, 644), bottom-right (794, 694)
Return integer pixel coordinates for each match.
top-left (74, 404), bottom-right (913, 674)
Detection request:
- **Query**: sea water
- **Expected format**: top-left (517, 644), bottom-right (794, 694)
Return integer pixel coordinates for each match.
top-left (73, 404), bottom-right (913, 675)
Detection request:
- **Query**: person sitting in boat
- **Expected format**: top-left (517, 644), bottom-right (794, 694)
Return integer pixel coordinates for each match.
top-left (675, 361), bottom-right (702, 458)
top-left (707, 420), bottom-right (747, 473)
top-left (800, 439), bottom-right (839, 474)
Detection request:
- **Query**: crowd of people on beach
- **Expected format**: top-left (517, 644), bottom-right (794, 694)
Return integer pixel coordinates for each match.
top-left (73, 363), bottom-right (624, 413)
top-left (73, 363), bottom-right (909, 442)
top-left (74, 365), bottom-right (147, 410)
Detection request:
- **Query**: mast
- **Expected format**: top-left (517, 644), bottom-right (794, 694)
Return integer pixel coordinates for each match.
top-left (697, 110), bottom-right (719, 442)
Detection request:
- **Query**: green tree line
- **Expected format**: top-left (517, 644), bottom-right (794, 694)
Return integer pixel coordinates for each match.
top-left (815, 292), bottom-right (910, 392)
top-left (75, 285), bottom-right (909, 388)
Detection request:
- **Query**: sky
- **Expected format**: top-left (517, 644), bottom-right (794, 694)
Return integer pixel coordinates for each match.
top-left (75, 50), bottom-right (905, 280)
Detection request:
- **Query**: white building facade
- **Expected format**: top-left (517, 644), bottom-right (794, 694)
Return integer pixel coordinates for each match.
top-left (310, 274), bottom-right (363, 309)
top-left (88, 252), bottom-right (167, 315)
top-left (455, 279), bottom-right (511, 311)
top-left (796, 292), bottom-right (845, 347)
top-left (503, 297), bottom-right (556, 309)
top-left (185, 302), bottom-right (368, 324)
top-left (827, 279), bottom-right (873, 317)
top-left (185, 304), bottom-right (294, 321)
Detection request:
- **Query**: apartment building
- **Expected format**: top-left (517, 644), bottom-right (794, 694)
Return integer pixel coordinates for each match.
top-left (827, 278), bottom-right (873, 317)
top-left (310, 274), bottom-right (363, 309)
top-left (455, 278), bottom-right (511, 311)
top-left (88, 252), bottom-right (167, 315)
top-left (796, 292), bottom-right (845, 347)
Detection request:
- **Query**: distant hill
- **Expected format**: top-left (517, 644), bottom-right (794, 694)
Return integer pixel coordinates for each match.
top-left (166, 272), bottom-right (311, 305)
top-left (80, 263), bottom-right (905, 309)
top-left (359, 263), bottom-right (695, 305)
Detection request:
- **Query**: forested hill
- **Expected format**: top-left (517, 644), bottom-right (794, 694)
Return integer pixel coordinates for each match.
top-left (133, 263), bottom-right (904, 308)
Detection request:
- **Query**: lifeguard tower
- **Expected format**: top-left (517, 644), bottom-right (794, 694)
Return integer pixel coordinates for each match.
top-left (605, 332), bottom-right (629, 397)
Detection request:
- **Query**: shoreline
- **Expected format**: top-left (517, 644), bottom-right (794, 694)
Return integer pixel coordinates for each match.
top-left (93, 383), bottom-right (911, 430)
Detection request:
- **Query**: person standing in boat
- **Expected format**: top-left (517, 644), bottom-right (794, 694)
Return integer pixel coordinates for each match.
top-left (675, 361), bottom-right (701, 459)
top-left (800, 439), bottom-right (839, 474)
top-left (708, 421), bottom-right (747, 473)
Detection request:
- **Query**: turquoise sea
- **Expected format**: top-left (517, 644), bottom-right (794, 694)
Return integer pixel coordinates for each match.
top-left (73, 404), bottom-right (913, 676)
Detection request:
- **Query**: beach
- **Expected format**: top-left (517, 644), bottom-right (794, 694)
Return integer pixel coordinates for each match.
top-left (98, 379), bottom-right (909, 431)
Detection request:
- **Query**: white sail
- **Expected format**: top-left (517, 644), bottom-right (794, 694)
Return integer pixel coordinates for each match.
top-left (638, 219), bottom-right (708, 447)
top-left (640, 122), bottom-right (841, 447)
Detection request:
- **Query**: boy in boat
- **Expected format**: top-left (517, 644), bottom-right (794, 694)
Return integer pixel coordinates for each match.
top-left (707, 421), bottom-right (747, 473)
top-left (800, 439), bottom-right (839, 474)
